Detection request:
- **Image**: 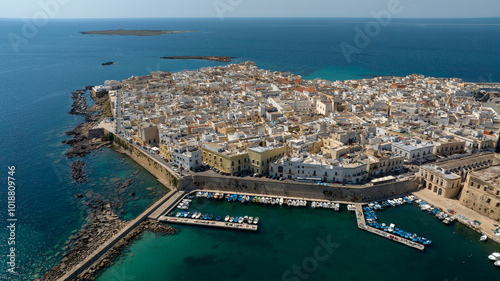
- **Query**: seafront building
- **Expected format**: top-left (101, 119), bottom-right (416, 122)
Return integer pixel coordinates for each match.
top-left (103, 61), bottom-right (500, 219)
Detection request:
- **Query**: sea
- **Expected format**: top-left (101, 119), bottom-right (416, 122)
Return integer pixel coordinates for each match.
top-left (0, 17), bottom-right (500, 280)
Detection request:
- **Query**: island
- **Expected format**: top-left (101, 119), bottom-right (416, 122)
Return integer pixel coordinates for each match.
top-left (161, 56), bottom-right (237, 62)
top-left (80, 29), bottom-right (194, 36)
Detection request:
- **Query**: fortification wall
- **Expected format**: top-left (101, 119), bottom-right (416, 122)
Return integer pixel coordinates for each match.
top-left (186, 175), bottom-right (418, 202)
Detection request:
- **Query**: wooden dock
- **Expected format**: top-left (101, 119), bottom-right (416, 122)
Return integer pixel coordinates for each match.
top-left (354, 203), bottom-right (425, 251)
top-left (159, 216), bottom-right (258, 231)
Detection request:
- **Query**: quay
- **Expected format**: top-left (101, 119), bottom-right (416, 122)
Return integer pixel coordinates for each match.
top-left (159, 216), bottom-right (258, 231)
top-left (148, 191), bottom-right (186, 220)
top-left (354, 203), bottom-right (425, 251)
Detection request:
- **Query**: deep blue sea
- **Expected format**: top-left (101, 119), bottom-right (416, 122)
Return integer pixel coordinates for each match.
top-left (1, 18), bottom-right (500, 280)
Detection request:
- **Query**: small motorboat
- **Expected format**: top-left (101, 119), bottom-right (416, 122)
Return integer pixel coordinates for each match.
top-left (230, 217), bottom-right (234, 222)
top-left (495, 260), bottom-right (500, 267)
top-left (488, 252), bottom-right (500, 261)
top-left (225, 215), bottom-right (230, 222)
top-left (233, 216), bottom-right (238, 223)
top-left (216, 216), bottom-right (221, 221)
top-left (208, 214), bottom-right (213, 220)
top-left (388, 223), bottom-right (395, 233)
top-left (253, 217), bottom-right (259, 224)
top-left (243, 216), bottom-right (248, 223)
top-left (480, 235), bottom-right (488, 242)
top-left (248, 217), bottom-right (253, 224)
top-left (238, 217), bottom-right (244, 223)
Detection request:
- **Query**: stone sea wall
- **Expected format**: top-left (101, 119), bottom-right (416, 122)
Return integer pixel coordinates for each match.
top-left (113, 137), bottom-right (179, 188)
top-left (185, 175), bottom-right (418, 202)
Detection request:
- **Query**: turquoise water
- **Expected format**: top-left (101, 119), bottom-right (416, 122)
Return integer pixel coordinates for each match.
top-left (1, 17), bottom-right (500, 279)
top-left (97, 199), bottom-right (500, 281)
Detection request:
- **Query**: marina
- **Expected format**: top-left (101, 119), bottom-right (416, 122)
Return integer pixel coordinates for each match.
top-left (193, 190), bottom-right (343, 209)
top-left (354, 203), bottom-right (426, 251)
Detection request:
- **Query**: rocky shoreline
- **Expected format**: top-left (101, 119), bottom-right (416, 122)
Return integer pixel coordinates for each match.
top-left (71, 160), bottom-right (88, 183)
top-left (161, 55), bottom-right (236, 62)
top-left (62, 87), bottom-right (112, 158)
top-left (39, 200), bottom-right (176, 281)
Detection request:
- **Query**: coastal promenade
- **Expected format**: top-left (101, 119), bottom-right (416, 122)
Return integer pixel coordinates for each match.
top-left (159, 216), bottom-right (258, 231)
top-left (57, 189), bottom-right (181, 281)
top-left (354, 203), bottom-right (425, 251)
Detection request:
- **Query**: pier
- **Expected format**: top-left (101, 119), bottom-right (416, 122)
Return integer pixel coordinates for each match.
top-left (148, 191), bottom-right (186, 221)
top-left (159, 216), bottom-right (258, 231)
top-left (354, 203), bottom-right (425, 251)
top-left (57, 189), bottom-right (183, 281)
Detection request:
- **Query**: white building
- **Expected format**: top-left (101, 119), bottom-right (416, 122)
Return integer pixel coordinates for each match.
top-left (172, 147), bottom-right (202, 169)
top-left (391, 139), bottom-right (434, 163)
top-left (270, 157), bottom-right (344, 183)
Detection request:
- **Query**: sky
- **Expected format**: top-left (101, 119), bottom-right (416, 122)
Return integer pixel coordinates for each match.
top-left (2, 0), bottom-right (500, 19)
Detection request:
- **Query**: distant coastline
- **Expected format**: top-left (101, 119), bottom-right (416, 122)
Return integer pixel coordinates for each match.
top-left (80, 29), bottom-right (195, 36)
top-left (161, 56), bottom-right (237, 62)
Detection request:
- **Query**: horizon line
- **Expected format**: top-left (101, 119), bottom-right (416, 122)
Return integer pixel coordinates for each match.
top-left (1, 16), bottom-right (500, 20)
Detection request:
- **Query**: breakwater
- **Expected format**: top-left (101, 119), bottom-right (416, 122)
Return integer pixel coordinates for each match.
top-left (52, 190), bottom-right (181, 281)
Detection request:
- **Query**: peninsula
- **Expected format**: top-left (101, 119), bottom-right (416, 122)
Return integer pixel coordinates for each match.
top-left (80, 29), bottom-right (194, 36)
top-left (161, 56), bottom-right (236, 62)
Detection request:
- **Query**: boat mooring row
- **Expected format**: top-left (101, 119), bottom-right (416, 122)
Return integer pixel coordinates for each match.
top-left (354, 203), bottom-right (425, 251)
top-left (159, 216), bottom-right (258, 231)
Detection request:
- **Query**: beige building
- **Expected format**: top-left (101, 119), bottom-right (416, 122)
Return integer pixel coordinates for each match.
top-left (459, 165), bottom-right (500, 221)
top-left (419, 152), bottom-right (496, 198)
top-left (365, 150), bottom-right (405, 178)
top-left (420, 165), bottom-right (462, 198)
top-left (201, 143), bottom-right (249, 174)
top-left (247, 146), bottom-right (286, 175)
top-left (433, 139), bottom-right (465, 157)
top-left (137, 122), bottom-right (159, 146)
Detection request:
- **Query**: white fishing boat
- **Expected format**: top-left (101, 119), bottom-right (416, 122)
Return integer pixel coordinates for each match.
top-left (480, 235), bottom-right (488, 242)
top-left (488, 252), bottom-right (500, 261)
top-left (388, 223), bottom-right (395, 232)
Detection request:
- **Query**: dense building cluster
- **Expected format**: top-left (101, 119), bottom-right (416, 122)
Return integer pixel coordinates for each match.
top-left (97, 61), bottom-right (500, 220)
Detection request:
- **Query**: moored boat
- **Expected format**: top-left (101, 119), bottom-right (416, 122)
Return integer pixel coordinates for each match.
top-left (488, 252), bottom-right (500, 261)
top-left (225, 215), bottom-right (230, 222)
top-left (253, 217), bottom-right (259, 224)
top-left (480, 235), bottom-right (488, 242)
